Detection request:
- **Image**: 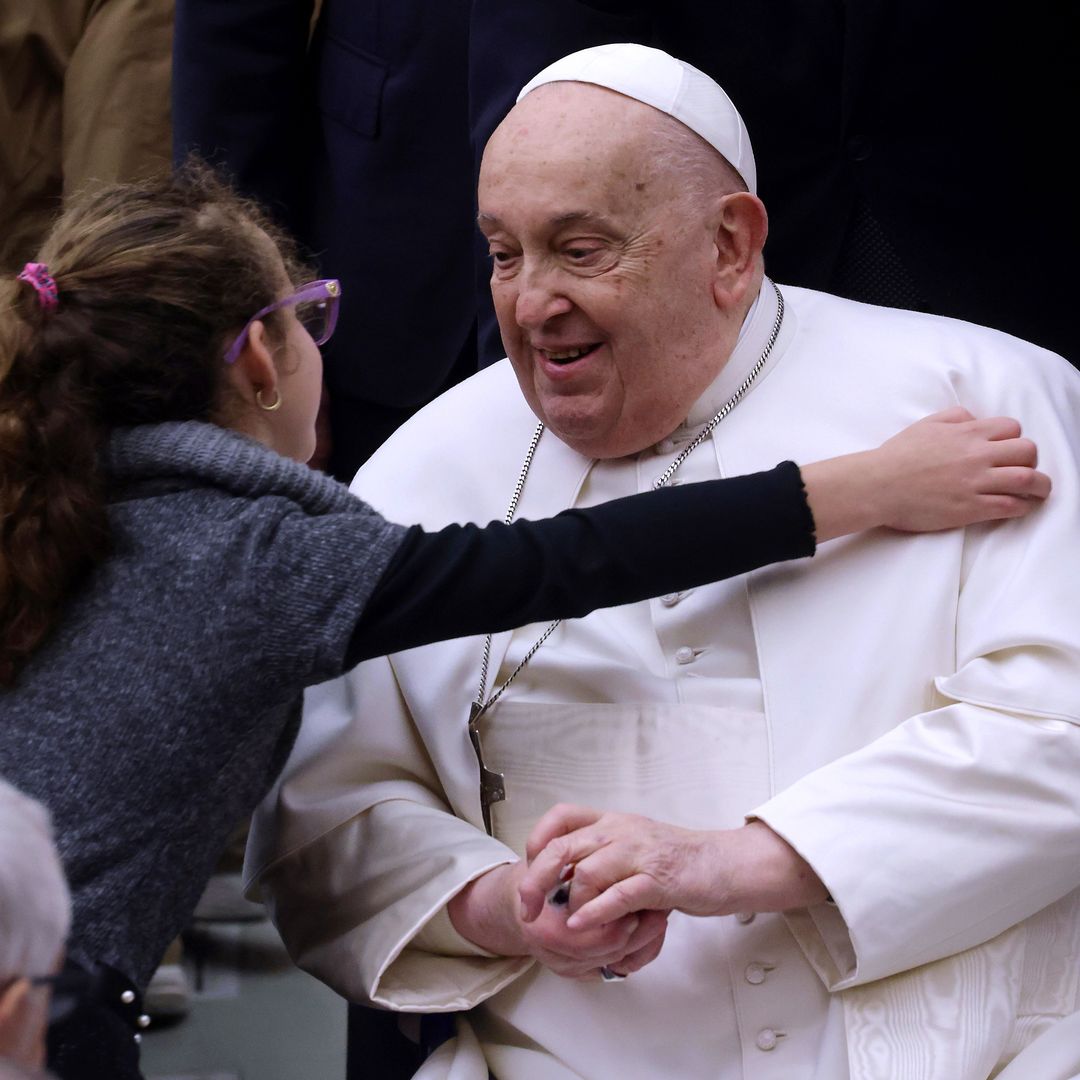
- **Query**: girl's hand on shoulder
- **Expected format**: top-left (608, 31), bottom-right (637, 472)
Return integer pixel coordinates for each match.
top-left (871, 407), bottom-right (1050, 532)
top-left (802, 407), bottom-right (1051, 543)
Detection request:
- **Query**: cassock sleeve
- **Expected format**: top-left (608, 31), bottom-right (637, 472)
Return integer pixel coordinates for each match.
top-left (247, 666), bottom-right (532, 1008)
top-left (751, 351), bottom-right (1080, 991)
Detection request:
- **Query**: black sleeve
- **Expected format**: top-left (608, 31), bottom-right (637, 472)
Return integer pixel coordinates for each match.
top-left (346, 462), bottom-right (815, 664)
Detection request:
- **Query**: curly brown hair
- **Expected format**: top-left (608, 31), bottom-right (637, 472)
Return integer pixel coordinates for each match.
top-left (0, 165), bottom-right (309, 685)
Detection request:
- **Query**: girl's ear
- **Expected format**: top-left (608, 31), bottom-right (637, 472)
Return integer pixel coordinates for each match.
top-left (227, 319), bottom-right (280, 402)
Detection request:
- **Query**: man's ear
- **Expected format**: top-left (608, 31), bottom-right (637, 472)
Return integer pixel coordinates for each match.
top-left (226, 319), bottom-right (280, 403)
top-left (0, 978), bottom-right (45, 1066)
top-left (710, 192), bottom-right (768, 309)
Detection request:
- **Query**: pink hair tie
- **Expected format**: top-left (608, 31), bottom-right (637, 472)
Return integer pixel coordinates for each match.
top-left (17, 262), bottom-right (59, 312)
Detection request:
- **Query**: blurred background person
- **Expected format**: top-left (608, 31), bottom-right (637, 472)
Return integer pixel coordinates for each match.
top-left (0, 777), bottom-right (71, 1074)
top-left (0, 0), bottom-right (173, 271)
top-left (173, 0), bottom-right (480, 481)
top-left (0, 1063), bottom-right (54, 1080)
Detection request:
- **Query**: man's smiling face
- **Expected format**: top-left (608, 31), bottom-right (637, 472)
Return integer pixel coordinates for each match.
top-left (478, 83), bottom-right (733, 459)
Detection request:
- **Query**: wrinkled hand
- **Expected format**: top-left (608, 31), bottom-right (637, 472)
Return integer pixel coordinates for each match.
top-left (447, 860), bottom-right (668, 979)
top-left (870, 408), bottom-right (1050, 532)
top-left (519, 806), bottom-right (827, 932)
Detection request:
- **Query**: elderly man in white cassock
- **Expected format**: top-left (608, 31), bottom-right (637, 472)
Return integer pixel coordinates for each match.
top-left (246, 44), bottom-right (1080, 1080)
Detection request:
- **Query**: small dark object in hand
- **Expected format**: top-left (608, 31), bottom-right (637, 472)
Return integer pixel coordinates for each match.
top-left (547, 863), bottom-right (575, 907)
top-left (547, 883), bottom-right (571, 907)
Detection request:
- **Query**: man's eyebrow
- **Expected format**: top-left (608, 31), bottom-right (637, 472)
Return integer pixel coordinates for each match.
top-left (476, 210), bottom-right (617, 230)
top-left (550, 211), bottom-right (614, 228)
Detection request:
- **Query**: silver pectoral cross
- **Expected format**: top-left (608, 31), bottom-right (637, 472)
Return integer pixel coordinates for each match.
top-left (468, 701), bottom-right (505, 835)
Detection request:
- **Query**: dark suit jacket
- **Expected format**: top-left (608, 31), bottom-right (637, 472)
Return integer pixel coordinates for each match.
top-left (174, 0), bottom-right (478, 411)
top-left (469, 0), bottom-right (1076, 366)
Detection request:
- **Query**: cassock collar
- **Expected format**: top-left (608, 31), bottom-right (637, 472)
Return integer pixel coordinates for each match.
top-left (666, 278), bottom-right (783, 441)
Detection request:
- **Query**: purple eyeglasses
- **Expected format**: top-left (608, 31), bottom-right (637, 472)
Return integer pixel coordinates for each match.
top-left (223, 279), bottom-right (341, 364)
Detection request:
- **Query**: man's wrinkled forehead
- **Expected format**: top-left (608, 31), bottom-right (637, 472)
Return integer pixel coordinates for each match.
top-left (479, 86), bottom-right (670, 225)
top-left (484, 83), bottom-right (659, 176)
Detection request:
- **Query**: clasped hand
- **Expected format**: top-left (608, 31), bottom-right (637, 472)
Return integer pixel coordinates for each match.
top-left (448, 806), bottom-right (827, 979)
top-left (518, 806), bottom-right (828, 956)
top-left (447, 857), bottom-right (668, 979)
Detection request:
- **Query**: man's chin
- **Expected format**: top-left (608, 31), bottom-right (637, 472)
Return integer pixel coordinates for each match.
top-left (526, 387), bottom-right (663, 458)
top-left (539, 413), bottom-right (656, 460)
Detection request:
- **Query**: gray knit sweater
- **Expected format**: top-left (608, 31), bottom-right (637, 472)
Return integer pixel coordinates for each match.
top-left (0, 423), bottom-right (406, 987)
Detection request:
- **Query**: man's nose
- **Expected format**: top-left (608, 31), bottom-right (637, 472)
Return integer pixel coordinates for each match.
top-left (514, 265), bottom-right (573, 329)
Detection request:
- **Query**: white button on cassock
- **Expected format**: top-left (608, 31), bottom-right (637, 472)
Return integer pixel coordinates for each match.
top-left (744, 963), bottom-right (767, 985)
top-left (735, 911), bottom-right (756, 924)
top-left (674, 646), bottom-right (696, 665)
top-left (755, 1028), bottom-right (779, 1051)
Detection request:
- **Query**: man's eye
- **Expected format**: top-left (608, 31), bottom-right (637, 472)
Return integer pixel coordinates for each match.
top-left (565, 246), bottom-right (602, 263)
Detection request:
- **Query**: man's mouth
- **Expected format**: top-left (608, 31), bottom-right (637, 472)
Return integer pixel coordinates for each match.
top-left (538, 343), bottom-right (601, 366)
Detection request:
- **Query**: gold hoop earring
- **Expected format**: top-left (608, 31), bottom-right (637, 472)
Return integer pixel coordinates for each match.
top-left (256, 388), bottom-right (282, 412)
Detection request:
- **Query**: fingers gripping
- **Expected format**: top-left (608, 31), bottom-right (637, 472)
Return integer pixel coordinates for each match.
top-left (567, 874), bottom-right (662, 930)
top-left (526, 803), bottom-right (605, 862)
top-left (521, 832), bottom-right (607, 921)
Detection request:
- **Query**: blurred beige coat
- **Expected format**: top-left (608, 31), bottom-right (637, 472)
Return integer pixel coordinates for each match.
top-left (0, 0), bottom-right (172, 270)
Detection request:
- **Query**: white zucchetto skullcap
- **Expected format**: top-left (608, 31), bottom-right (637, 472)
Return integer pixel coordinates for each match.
top-left (517, 42), bottom-right (757, 194)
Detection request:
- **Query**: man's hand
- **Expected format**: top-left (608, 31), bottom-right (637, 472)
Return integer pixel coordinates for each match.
top-left (518, 806), bottom-right (828, 931)
top-left (447, 860), bottom-right (669, 978)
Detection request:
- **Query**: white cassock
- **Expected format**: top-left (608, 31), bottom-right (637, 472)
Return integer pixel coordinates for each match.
top-left (246, 284), bottom-right (1080, 1080)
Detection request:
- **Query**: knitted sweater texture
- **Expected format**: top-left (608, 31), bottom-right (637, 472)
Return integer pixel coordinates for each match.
top-left (0, 423), bottom-right (405, 987)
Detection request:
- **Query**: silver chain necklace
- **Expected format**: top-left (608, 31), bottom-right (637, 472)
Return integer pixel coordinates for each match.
top-left (468, 280), bottom-right (785, 832)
